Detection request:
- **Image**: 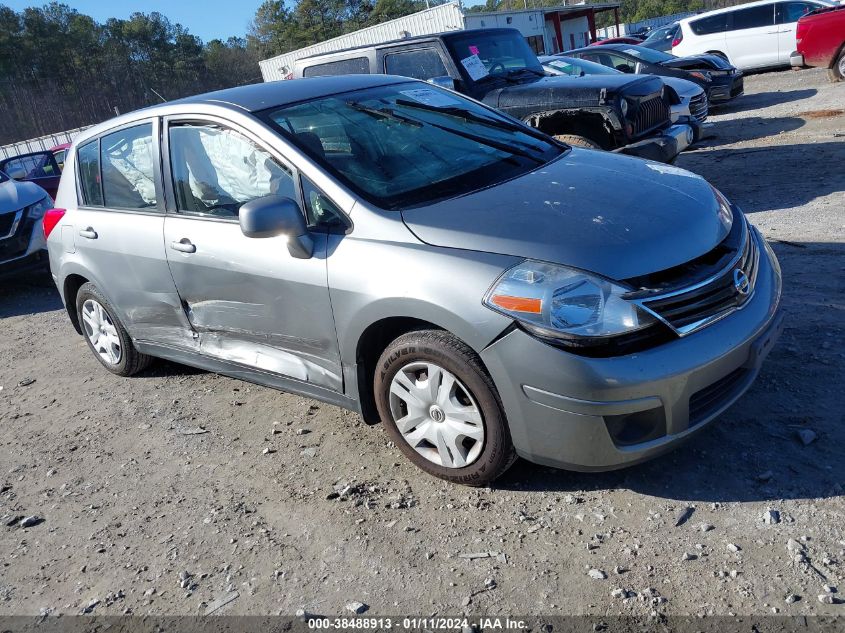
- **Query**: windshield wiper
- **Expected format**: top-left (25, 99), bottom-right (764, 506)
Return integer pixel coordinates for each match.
top-left (507, 67), bottom-right (546, 78)
top-left (393, 99), bottom-right (550, 152)
top-left (346, 101), bottom-right (422, 127)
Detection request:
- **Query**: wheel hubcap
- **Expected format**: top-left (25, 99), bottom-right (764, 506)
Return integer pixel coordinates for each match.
top-left (388, 361), bottom-right (484, 469)
top-left (81, 299), bottom-right (122, 365)
top-left (839, 56), bottom-right (845, 76)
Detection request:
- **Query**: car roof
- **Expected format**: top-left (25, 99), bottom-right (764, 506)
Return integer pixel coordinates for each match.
top-left (167, 75), bottom-right (409, 112)
top-left (72, 75), bottom-right (413, 145)
top-left (567, 43), bottom-right (640, 55)
top-left (678, 0), bottom-right (781, 23)
top-left (298, 28), bottom-right (516, 61)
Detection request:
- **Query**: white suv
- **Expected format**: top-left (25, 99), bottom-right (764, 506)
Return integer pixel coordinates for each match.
top-left (673, 0), bottom-right (833, 70)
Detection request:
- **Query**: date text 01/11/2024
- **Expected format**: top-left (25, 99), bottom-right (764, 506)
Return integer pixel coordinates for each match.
top-left (307, 617), bottom-right (528, 630)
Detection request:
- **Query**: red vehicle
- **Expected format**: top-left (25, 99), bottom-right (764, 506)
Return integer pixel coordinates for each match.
top-left (590, 36), bottom-right (644, 46)
top-left (791, 5), bottom-right (845, 82)
top-left (0, 151), bottom-right (62, 200)
top-left (50, 142), bottom-right (71, 170)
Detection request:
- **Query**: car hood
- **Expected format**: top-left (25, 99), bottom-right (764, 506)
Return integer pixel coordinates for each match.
top-left (489, 73), bottom-right (664, 108)
top-left (660, 54), bottom-right (735, 71)
top-left (0, 179), bottom-right (48, 213)
top-left (401, 149), bottom-right (729, 281)
top-left (661, 76), bottom-right (704, 99)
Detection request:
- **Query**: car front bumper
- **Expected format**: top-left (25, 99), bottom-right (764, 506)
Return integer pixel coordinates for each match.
top-left (708, 73), bottom-right (744, 102)
top-left (480, 229), bottom-right (783, 471)
top-left (616, 123), bottom-right (693, 163)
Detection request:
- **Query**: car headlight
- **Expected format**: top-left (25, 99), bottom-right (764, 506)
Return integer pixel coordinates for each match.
top-left (620, 98), bottom-right (629, 117)
top-left (711, 186), bottom-right (734, 233)
top-left (690, 71), bottom-right (712, 82)
top-left (27, 196), bottom-right (51, 220)
top-left (483, 260), bottom-right (657, 340)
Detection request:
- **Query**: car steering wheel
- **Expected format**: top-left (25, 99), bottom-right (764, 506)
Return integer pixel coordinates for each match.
top-left (488, 62), bottom-right (506, 75)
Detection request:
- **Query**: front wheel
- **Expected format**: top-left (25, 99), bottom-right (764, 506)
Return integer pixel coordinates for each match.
top-left (554, 134), bottom-right (603, 149)
top-left (374, 330), bottom-right (516, 486)
top-left (829, 49), bottom-right (845, 82)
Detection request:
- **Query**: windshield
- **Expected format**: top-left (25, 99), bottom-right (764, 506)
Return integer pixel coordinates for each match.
top-left (260, 82), bottom-right (562, 210)
top-left (545, 56), bottom-right (621, 76)
top-left (642, 24), bottom-right (678, 44)
top-left (617, 45), bottom-right (676, 63)
top-left (444, 30), bottom-right (545, 83)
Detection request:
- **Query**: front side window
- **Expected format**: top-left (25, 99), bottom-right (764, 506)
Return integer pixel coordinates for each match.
top-left (168, 123), bottom-right (295, 218)
top-left (384, 49), bottom-right (448, 80)
top-left (77, 140), bottom-right (103, 206)
top-left (690, 13), bottom-right (729, 35)
top-left (100, 124), bottom-right (157, 210)
top-left (730, 4), bottom-right (775, 30)
top-left (260, 82), bottom-right (562, 209)
top-left (1, 152), bottom-right (59, 180)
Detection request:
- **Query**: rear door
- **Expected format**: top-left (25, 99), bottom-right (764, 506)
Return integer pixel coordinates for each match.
top-left (0, 151), bottom-right (61, 200)
top-left (71, 120), bottom-right (189, 345)
top-left (161, 116), bottom-right (343, 391)
top-left (775, 1), bottom-right (825, 63)
top-left (725, 3), bottom-right (779, 68)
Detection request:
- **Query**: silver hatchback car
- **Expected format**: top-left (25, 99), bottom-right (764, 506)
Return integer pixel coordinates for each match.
top-left (46, 75), bottom-right (782, 485)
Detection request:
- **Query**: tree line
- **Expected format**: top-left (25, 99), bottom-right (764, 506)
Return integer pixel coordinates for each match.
top-left (1, 0), bottom-right (752, 145)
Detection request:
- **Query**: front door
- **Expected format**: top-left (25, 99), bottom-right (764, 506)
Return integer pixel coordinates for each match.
top-left (161, 118), bottom-right (343, 391)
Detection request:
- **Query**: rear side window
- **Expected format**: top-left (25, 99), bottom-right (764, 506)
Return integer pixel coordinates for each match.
top-left (689, 13), bottom-right (729, 35)
top-left (384, 48), bottom-right (449, 80)
top-left (77, 140), bottom-right (103, 206)
top-left (730, 4), bottom-right (776, 29)
top-left (303, 57), bottom-right (369, 78)
top-left (100, 124), bottom-right (157, 209)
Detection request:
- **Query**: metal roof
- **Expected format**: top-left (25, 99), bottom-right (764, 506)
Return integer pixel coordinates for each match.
top-left (465, 2), bottom-right (620, 17)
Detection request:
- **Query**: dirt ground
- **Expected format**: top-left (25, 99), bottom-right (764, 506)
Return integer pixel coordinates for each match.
top-left (1, 67), bottom-right (843, 619)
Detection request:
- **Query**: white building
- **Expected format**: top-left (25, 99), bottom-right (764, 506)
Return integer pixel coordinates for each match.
top-left (258, 1), bottom-right (621, 82)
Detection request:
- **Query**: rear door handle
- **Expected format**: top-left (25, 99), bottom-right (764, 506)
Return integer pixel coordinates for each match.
top-left (79, 227), bottom-right (97, 239)
top-left (170, 239), bottom-right (196, 253)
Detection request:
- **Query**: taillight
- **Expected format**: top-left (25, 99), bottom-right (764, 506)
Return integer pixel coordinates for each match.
top-left (43, 208), bottom-right (66, 239)
top-left (672, 29), bottom-right (683, 48)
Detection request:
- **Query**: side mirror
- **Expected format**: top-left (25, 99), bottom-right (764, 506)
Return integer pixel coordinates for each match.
top-left (428, 76), bottom-right (456, 90)
top-left (239, 195), bottom-right (314, 259)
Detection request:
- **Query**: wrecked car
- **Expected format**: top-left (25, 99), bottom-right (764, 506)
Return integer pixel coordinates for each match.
top-left (0, 168), bottom-right (52, 278)
top-left (539, 55), bottom-right (708, 141)
top-left (0, 151), bottom-right (62, 200)
top-left (47, 76), bottom-right (782, 485)
top-left (292, 28), bottom-right (693, 163)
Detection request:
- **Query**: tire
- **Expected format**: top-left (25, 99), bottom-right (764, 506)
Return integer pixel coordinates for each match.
top-left (374, 330), bottom-right (516, 486)
top-left (75, 282), bottom-right (152, 376)
top-left (553, 134), bottom-right (603, 149)
top-left (828, 49), bottom-right (845, 83)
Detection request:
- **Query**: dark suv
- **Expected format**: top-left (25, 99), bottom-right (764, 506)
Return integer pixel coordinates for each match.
top-left (293, 28), bottom-right (694, 163)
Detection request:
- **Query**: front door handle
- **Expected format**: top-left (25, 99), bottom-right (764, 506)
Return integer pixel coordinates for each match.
top-left (79, 227), bottom-right (97, 239)
top-left (170, 238), bottom-right (196, 253)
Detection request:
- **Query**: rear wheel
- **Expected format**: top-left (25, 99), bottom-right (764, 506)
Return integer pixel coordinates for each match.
top-left (374, 330), bottom-right (516, 486)
top-left (553, 134), bottom-right (603, 149)
top-left (76, 282), bottom-right (152, 376)
top-left (829, 49), bottom-right (845, 82)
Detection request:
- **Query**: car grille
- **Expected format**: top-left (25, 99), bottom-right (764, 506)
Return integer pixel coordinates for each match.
top-left (689, 366), bottom-right (751, 425)
top-left (689, 92), bottom-right (708, 123)
top-left (0, 211), bottom-right (17, 238)
top-left (632, 95), bottom-right (670, 137)
top-left (634, 218), bottom-right (760, 335)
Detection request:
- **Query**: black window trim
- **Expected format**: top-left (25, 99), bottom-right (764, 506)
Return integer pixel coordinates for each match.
top-left (161, 113), bottom-right (305, 226)
top-left (75, 117), bottom-right (165, 216)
